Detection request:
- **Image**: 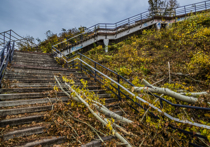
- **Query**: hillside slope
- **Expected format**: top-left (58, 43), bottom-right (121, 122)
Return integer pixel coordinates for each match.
top-left (82, 11), bottom-right (210, 144)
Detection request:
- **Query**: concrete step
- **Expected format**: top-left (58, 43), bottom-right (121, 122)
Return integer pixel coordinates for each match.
top-left (14, 51), bottom-right (51, 57)
top-left (12, 60), bottom-right (58, 64)
top-left (12, 56), bottom-right (55, 61)
top-left (0, 87), bottom-right (53, 93)
top-left (6, 68), bottom-right (79, 75)
top-left (0, 87), bottom-right (104, 93)
top-left (8, 79), bottom-right (92, 84)
top-left (5, 71), bottom-right (85, 77)
top-left (13, 53), bottom-right (53, 59)
top-left (82, 136), bottom-right (115, 147)
top-left (10, 83), bottom-right (97, 88)
top-left (105, 102), bottom-right (120, 108)
top-left (0, 97), bottom-right (69, 107)
top-left (0, 115), bottom-right (44, 127)
top-left (13, 55), bottom-right (54, 61)
top-left (0, 105), bottom-right (52, 116)
top-left (11, 62), bottom-right (60, 68)
top-left (10, 65), bottom-right (77, 72)
top-left (15, 136), bottom-right (65, 147)
top-left (2, 126), bottom-right (45, 140)
top-left (0, 91), bottom-right (106, 101)
top-left (0, 92), bottom-right (66, 100)
top-left (98, 93), bottom-right (111, 98)
top-left (104, 98), bottom-right (119, 103)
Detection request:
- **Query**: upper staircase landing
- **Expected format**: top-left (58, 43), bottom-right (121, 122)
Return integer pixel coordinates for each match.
top-left (53, 0), bottom-right (210, 56)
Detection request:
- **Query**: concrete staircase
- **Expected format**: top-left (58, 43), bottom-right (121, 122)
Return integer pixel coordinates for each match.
top-left (0, 51), bottom-right (122, 146)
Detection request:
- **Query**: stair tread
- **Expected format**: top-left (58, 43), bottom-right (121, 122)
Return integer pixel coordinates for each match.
top-left (15, 136), bottom-right (65, 147)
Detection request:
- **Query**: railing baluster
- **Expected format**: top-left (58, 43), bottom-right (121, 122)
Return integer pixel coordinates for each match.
top-left (72, 60), bottom-right (75, 68)
top-left (80, 54), bottom-right (82, 72)
top-left (10, 30), bottom-right (11, 42)
top-left (195, 4), bottom-right (196, 13)
top-left (94, 62), bottom-right (96, 82)
top-left (3, 32), bottom-right (5, 46)
top-left (159, 99), bottom-right (163, 108)
top-left (205, 1), bottom-right (207, 10)
top-left (117, 75), bottom-right (121, 100)
top-left (141, 13), bottom-right (142, 23)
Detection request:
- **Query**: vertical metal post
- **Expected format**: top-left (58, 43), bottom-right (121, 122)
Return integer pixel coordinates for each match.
top-left (3, 32), bottom-right (5, 46)
top-left (72, 60), bottom-right (75, 68)
top-left (80, 54), bottom-right (82, 72)
top-left (94, 62), bottom-right (96, 82)
top-left (141, 13), bottom-right (142, 23)
top-left (195, 4), bottom-right (196, 13)
top-left (128, 18), bottom-right (130, 26)
top-left (9, 30), bottom-right (11, 52)
top-left (105, 24), bottom-right (107, 36)
top-left (205, 1), bottom-right (207, 10)
top-left (1, 45), bottom-right (4, 66)
top-left (94, 25), bottom-right (96, 34)
top-left (184, 6), bottom-right (186, 15)
top-left (159, 99), bottom-right (163, 108)
top-left (117, 75), bottom-right (121, 100)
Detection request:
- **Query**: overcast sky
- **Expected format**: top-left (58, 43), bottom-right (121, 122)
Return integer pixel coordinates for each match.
top-left (0, 0), bottom-right (206, 43)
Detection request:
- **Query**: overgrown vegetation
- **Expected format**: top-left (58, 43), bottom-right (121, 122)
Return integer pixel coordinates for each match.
top-left (80, 11), bottom-right (210, 145)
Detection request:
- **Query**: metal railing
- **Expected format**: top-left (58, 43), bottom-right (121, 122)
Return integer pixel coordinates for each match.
top-left (0, 30), bottom-right (26, 51)
top-left (53, 0), bottom-right (210, 54)
top-left (0, 41), bottom-right (15, 85)
top-left (52, 48), bottom-right (209, 146)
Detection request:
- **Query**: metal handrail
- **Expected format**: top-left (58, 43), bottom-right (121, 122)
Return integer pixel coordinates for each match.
top-left (53, 0), bottom-right (210, 53)
top-left (53, 49), bottom-right (210, 111)
top-left (0, 41), bottom-right (15, 85)
top-left (0, 30), bottom-right (33, 49)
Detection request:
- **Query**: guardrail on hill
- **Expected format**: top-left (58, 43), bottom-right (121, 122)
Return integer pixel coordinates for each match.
top-left (53, 0), bottom-right (210, 55)
top-left (52, 48), bottom-right (210, 146)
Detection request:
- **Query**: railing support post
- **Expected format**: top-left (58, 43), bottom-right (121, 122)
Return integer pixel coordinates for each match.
top-left (10, 30), bottom-right (11, 42)
top-left (128, 18), bottom-right (130, 26)
top-left (72, 60), bottom-right (75, 68)
top-left (3, 32), bottom-right (5, 46)
top-left (117, 75), bottom-right (121, 100)
top-left (159, 99), bottom-right (163, 109)
top-left (94, 63), bottom-right (97, 82)
top-left (205, 1), bottom-right (207, 10)
top-left (141, 13), bottom-right (142, 23)
top-left (195, 4), bottom-right (196, 13)
top-left (80, 54), bottom-right (82, 72)
top-left (103, 39), bottom-right (109, 53)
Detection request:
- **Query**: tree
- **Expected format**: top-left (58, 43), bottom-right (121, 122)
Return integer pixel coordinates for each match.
top-left (163, 0), bottom-right (179, 16)
top-left (148, 0), bottom-right (179, 16)
top-left (148, 0), bottom-right (165, 16)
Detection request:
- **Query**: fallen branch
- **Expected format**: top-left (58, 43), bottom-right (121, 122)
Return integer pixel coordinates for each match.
top-left (180, 92), bottom-right (208, 96)
top-left (54, 76), bottom-right (133, 147)
top-left (133, 79), bottom-right (199, 103)
top-left (65, 82), bottom-right (133, 124)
